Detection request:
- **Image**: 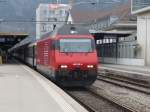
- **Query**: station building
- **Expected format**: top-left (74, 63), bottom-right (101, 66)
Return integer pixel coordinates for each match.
top-left (78, 2), bottom-right (141, 66)
top-left (36, 4), bottom-right (71, 40)
top-left (0, 32), bottom-right (28, 63)
top-left (92, 21), bottom-right (138, 66)
top-left (131, 0), bottom-right (150, 66)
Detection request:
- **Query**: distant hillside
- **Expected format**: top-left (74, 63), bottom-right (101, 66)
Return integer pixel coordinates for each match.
top-left (71, 0), bottom-right (132, 23)
top-left (0, 0), bottom-right (53, 36)
top-left (0, 0), bottom-right (129, 36)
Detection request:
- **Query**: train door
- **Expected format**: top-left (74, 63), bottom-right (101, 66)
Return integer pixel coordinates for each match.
top-left (51, 40), bottom-right (56, 67)
top-left (33, 44), bottom-right (37, 68)
top-left (37, 42), bottom-right (44, 66)
top-left (43, 40), bottom-right (49, 66)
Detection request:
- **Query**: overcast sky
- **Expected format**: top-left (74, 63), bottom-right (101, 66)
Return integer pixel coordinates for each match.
top-left (0, 0), bottom-right (129, 35)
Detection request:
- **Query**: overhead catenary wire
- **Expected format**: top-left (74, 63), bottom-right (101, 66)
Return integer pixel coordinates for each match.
top-left (0, 20), bottom-right (87, 25)
top-left (1, 20), bottom-right (68, 23)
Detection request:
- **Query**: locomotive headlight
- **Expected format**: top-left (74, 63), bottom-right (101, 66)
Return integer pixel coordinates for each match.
top-left (61, 65), bottom-right (68, 68)
top-left (87, 65), bottom-right (94, 68)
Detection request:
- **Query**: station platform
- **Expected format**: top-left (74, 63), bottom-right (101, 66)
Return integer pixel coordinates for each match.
top-left (99, 64), bottom-right (150, 84)
top-left (0, 61), bottom-right (87, 112)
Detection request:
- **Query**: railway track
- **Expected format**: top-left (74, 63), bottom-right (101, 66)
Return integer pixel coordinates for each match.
top-left (93, 71), bottom-right (150, 112)
top-left (66, 88), bottom-right (133, 112)
top-left (97, 73), bottom-right (150, 94)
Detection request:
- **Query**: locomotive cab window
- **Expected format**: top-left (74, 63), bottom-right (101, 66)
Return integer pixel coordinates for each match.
top-left (59, 39), bottom-right (95, 53)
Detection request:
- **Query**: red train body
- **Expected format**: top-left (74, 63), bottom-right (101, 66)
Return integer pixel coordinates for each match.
top-left (36, 25), bottom-right (98, 86)
top-left (10, 24), bottom-right (98, 87)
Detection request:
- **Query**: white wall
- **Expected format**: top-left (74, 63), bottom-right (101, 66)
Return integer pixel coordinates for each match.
top-left (146, 17), bottom-right (150, 65)
top-left (137, 17), bottom-right (146, 59)
top-left (99, 57), bottom-right (144, 66)
top-left (36, 8), bottom-right (41, 40)
top-left (137, 12), bottom-right (150, 66)
top-left (36, 4), bottom-right (70, 40)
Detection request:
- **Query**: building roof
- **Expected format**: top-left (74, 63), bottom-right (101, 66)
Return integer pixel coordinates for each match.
top-left (131, 0), bottom-right (150, 15)
top-left (0, 32), bottom-right (28, 52)
top-left (91, 30), bottom-right (134, 35)
top-left (0, 32), bottom-right (28, 37)
top-left (132, 6), bottom-right (150, 15)
top-left (8, 37), bottom-right (35, 52)
top-left (104, 21), bottom-right (137, 30)
top-left (71, 1), bottom-right (132, 23)
top-left (41, 24), bottom-right (90, 39)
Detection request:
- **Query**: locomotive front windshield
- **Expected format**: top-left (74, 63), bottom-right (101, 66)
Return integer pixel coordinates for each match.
top-left (59, 39), bottom-right (94, 53)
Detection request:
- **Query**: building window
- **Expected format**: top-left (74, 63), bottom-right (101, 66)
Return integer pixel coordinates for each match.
top-left (43, 10), bottom-right (47, 15)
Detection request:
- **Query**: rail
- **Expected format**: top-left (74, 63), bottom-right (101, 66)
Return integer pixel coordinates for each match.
top-left (66, 88), bottom-right (133, 112)
top-left (98, 70), bottom-right (150, 94)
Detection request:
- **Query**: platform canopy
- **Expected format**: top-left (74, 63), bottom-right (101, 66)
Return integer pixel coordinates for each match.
top-left (0, 32), bottom-right (28, 52)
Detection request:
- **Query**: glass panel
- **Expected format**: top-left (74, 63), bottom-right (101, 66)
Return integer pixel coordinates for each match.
top-left (59, 39), bottom-right (93, 53)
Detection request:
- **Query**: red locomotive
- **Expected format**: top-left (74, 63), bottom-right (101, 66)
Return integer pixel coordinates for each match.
top-left (36, 24), bottom-right (98, 86)
top-left (10, 24), bottom-right (98, 87)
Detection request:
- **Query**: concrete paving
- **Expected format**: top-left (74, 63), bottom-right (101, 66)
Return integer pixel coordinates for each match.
top-left (99, 64), bottom-right (150, 83)
top-left (0, 62), bottom-right (87, 112)
top-left (100, 64), bottom-right (150, 75)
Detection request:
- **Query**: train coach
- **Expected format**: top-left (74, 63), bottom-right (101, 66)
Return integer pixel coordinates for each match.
top-left (10, 24), bottom-right (98, 87)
